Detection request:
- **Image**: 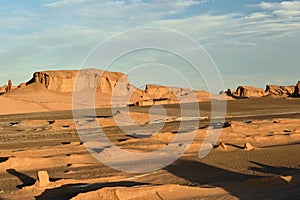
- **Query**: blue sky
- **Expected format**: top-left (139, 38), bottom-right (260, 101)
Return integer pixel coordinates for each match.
top-left (0, 0), bottom-right (299, 90)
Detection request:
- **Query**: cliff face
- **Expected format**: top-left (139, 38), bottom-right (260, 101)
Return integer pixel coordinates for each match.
top-left (27, 69), bottom-right (132, 95)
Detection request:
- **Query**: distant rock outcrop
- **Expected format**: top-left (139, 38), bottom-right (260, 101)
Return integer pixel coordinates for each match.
top-left (0, 85), bottom-right (7, 94)
top-left (0, 80), bottom-right (17, 94)
top-left (231, 81), bottom-right (300, 98)
top-left (265, 85), bottom-right (295, 96)
top-left (144, 85), bottom-right (195, 100)
top-left (134, 84), bottom-right (212, 106)
top-left (17, 82), bottom-right (27, 88)
top-left (294, 81), bottom-right (300, 97)
top-left (6, 80), bottom-right (12, 93)
top-left (233, 86), bottom-right (266, 98)
top-left (27, 69), bottom-right (133, 95)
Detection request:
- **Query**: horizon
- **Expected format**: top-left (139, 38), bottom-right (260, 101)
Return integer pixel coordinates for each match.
top-left (1, 68), bottom-right (299, 94)
top-left (1, 0), bottom-right (300, 89)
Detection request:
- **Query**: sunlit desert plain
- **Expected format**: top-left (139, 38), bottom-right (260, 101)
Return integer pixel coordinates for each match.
top-left (0, 70), bottom-right (299, 199)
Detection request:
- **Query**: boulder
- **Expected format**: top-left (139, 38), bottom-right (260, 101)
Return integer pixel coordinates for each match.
top-left (244, 142), bottom-right (254, 150)
top-left (233, 86), bottom-right (266, 98)
top-left (217, 142), bottom-right (227, 150)
top-left (266, 85), bottom-right (295, 96)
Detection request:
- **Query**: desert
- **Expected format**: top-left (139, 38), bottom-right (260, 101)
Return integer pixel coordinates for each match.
top-left (2, 1), bottom-right (300, 199)
top-left (0, 69), bottom-right (299, 200)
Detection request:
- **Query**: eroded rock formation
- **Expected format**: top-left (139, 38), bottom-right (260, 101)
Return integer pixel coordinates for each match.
top-left (0, 85), bottom-right (7, 94)
top-left (6, 80), bottom-right (12, 93)
top-left (233, 86), bottom-right (266, 98)
top-left (232, 81), bottom-right (300, 98)
top-left (134, 84), bottom-right (211, 106)
top-left (294, 81), bottom-right (300, 97)
top-left (0, 80), bottom-right (17, 94)
top-left (265, 85), bottom-right (295, 96)
top-left (27, 69), bottom-right (133, 95)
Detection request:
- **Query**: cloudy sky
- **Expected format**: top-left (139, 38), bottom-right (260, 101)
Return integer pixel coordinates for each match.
top-left (1, 0), bottom-right (299, 90)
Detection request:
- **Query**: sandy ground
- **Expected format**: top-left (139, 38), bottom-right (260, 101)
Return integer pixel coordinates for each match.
top-left (0, 98), bottom-right (299, 199)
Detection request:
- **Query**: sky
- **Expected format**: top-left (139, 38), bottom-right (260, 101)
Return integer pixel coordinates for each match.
top-left (0, 0), bottom-right (299, 90)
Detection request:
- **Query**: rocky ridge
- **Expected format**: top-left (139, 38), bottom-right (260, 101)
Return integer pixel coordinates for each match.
top-left (228, 81), bottom-right (300, 98)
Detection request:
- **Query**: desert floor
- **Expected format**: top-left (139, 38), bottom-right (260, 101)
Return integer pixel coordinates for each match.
top-left (0, 97), bottom-right (299, 199)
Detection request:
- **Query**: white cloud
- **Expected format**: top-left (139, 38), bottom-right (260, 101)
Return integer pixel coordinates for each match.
top-left (257, 1), bottom-right (300, 10)
top-left (44, 0), bottom-right (96, 7)
top-left (0, 1), bottom-right (299, 88)
top-left (253, 1), bottom-right (300, 19)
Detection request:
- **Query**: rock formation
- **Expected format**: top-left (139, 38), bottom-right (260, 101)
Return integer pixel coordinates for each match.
top-left (133, 84), bottom-right (211, 106)
top-left (233, 86), bottom-right (266, 98)
top-left (265, 85), bottom-right (295, 96)
top-left (17, 82), bottom-right (27, 88)
top-left (294, 81), bottom-right (300, 97)
top-left (216, 142), bottom-right (227, 150)
top-left (27, 69), bottom-right (133, 95)
top-left (145, 85), bottom-right (176, 100)
top-left (5, 80), bottom-right (12, 93)
top-left (0, 80), bottom-right (18, 94)
top-left (231, 81), bottom-right (300, 98)
top-left (0, 85), bottom-right (7, 94)
top-left (244, 142), bottom-right (254, 150)
top-left (36, 170), bottom-right (50, 187)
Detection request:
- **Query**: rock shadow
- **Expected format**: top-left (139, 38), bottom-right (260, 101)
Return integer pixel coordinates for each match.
top-left (6, 169), bottom-right (36, 189)
top-left (35, 181), bottom-right (147, 200)
top-left (165, 159), bottom-right (299, 199)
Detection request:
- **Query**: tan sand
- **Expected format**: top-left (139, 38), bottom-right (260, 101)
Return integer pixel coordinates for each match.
top-left (0, 106), bottom-right (299, 199)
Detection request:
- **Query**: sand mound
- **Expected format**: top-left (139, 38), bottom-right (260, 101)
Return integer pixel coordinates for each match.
top-left (0, 96), bottom-right (49, 115)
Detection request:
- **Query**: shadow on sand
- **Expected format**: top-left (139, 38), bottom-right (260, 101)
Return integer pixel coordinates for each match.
top-left (35, 181), bottom-right (147, 200)
top-left (6, 169), bottom-right (36, 189)
top-left (165, 159), bottom-right (300, 199)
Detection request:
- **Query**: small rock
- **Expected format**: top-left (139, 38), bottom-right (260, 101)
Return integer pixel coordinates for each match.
top-left (218, 142), bottom-right (227, 150)
top-left (244, 142), bottom-right (254, 150)
top-left (280, 175), bottom-right (293, 183)
top-left (36, 171), bottom-right (50, 187)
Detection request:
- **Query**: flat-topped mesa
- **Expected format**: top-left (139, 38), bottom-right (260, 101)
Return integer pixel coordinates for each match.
top-left (26, 69), bottom-right (132, 95)
top-left (233, 86), bottom-right (266, 98)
